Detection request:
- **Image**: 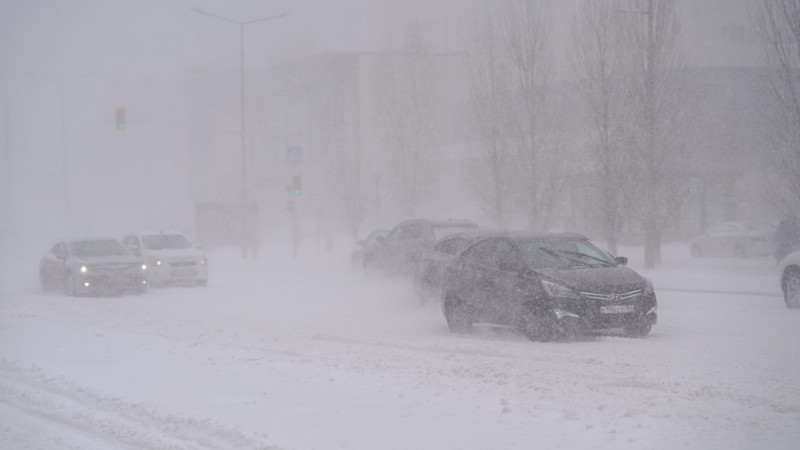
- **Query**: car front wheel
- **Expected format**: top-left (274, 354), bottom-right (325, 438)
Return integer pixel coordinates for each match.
top-left (784, 268), bottom-right (800, 309)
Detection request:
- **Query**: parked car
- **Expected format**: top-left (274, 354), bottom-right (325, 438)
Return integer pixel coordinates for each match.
top-left (39, 238), bottom-right (148, 296)
top-left (689, 221), bottom-right (776, 258)
top-left (413, 230), bottom-right (487, 305)
top-left (122, 232), bottom-right (208, 287)
top-left (441, 231), bottom-right (657, 341)
top-left (363, 219), bottom-right (479, 276)
top-left (779, 249), bottom-right (800, 309)
top-left (351, 229), bottom-right (389, 268)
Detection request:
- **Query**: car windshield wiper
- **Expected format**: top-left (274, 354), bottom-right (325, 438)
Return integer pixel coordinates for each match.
top-left (550, 249), bottom-right (616, 267)
top-left (539, 248), bottom-right (593, 268)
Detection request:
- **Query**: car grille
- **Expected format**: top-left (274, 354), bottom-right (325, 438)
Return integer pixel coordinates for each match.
top-left (580, 288), bottom-right (642, 302)
top-left (91, 263), bottom-right (140, 274)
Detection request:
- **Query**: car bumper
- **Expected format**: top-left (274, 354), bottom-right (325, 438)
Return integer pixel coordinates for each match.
top-left (147, 262), bottom-right (208, 285)
top-left (553, 294), bottom-right (658, 332)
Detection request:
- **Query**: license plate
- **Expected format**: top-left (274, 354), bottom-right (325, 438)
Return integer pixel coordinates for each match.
top-left (600, 304), bottom-right (634, 314)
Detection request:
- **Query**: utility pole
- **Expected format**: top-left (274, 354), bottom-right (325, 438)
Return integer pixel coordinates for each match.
top-left (191, 8), bottom-right (289, 203)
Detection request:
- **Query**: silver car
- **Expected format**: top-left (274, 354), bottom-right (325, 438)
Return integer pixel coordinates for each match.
top-left (689, 221), bottom-right (776, 258)
top-left (123, 232), bottom-right (208, 287)
top-left (39, 238), bottom-right (148, 296)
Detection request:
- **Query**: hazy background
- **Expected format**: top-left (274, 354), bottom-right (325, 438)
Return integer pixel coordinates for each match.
top-left (0, 0), bottom-right (777, 277)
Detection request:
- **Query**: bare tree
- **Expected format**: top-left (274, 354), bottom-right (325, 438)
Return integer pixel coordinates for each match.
top-left (377, 19), bottom-right (440, 218)
top-left (621, 0), bottom-right (686, 268)
top-left (570, 0), bottom-right (633, 254)
top-left (464, 9), bottom-right (515, 226)
top-left (308, 56), bottom-right (365, 242)
top-left (497, 0), bottom-right (560, 231)
top-left (754, 0), bottom-right (800, 213)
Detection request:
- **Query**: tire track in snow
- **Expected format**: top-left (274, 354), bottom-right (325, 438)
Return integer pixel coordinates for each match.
top-left (0, 359), bottom-right (280, 449)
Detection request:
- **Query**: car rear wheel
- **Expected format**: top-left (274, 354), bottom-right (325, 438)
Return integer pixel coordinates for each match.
top-left (784, 268), bottom-right (800, 309)
top-left (443, 295), bottom-right (472, 333)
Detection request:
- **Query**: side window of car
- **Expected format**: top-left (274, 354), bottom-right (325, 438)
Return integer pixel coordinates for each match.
top-left (460, 240), bottom-right (489, 263)
top-left (436, 238), bottom-right (461, 255)
top-left (494, 241), bottom-right (522, 271)
top-left (464, 239), bottom-right (503, 268)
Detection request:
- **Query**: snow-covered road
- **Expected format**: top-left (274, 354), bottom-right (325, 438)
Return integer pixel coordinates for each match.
top-left (1, 242), bottom-right (798, 449)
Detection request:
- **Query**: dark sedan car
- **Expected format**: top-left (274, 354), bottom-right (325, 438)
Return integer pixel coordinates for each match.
top-left (363, 218), bottom-right (478, 276)
top-left (40, 238), bottom-right (148, 296)
top-left (441, 232), bottom-right (657, 341)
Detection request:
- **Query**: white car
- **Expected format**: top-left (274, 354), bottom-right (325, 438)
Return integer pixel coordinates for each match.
top-left (122, 232), bottom-right (208, 287)
top-left (779, 249), bottom-right (800, 308)
top-left (689, 221), bottom-right (776, 258)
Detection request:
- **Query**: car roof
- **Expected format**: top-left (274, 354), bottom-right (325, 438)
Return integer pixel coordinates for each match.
top-left (127, 231), bottom-right (190, 237)
top-left (465, 230), bottom-right (590, 242)
top-left (396, 218), bottom-right (478, 228)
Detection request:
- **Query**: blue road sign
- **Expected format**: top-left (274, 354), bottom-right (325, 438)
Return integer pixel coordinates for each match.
top-left (286, 146), bottom-right (303, 164)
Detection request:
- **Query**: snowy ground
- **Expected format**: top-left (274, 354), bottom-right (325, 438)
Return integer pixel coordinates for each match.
top-left (1, 239), bottom-right (798, 449)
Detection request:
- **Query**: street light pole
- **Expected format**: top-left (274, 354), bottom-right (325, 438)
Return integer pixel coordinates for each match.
top-left (191, 7), bottom-right (289, 203)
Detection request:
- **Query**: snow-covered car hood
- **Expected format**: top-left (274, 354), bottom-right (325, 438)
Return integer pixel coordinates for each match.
top-left (143, 247), bottom-right (206, 260)
top-left (72, 254), bottom-right (144, 266)
top-left (537, 265), bottom-right (646, 292)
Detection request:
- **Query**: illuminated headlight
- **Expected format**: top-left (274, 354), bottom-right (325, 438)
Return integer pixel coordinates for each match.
top-left (553, 308), bottom-right (580, 320)
top-left (542, 280), bottom-right (580, 300)
top-left (141, 264), bottom-right (147, 271)
top-left (199, 258), bottom-right (207, 265)
top-left (80, 265), bottom-right (88, 273)
top-left (148, 257), bottom-right (162, 267)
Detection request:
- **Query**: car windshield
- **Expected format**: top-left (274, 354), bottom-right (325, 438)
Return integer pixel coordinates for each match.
top-left (70, 240), bottom-right (128, 257)
top-left (142, 234), bottom-right (192, 250)
top-left (520, 239), bottom-right (617, 269)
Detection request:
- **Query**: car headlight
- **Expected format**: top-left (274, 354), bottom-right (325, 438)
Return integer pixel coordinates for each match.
top-left (80, 265), bottom-right (88, 273)
top-left (542, 280), bottom-right (580, 300)
top-left (141, 264), bottom-right (147, 271)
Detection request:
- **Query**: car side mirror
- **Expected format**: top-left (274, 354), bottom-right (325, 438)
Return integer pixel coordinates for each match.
top-left (615, 256), bottom-right (628, 266)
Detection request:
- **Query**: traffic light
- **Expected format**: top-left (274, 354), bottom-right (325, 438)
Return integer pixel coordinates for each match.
top-left (115, 107), bottom-right (126, 130)
top-left (291, 173), bottom-right (302, 196)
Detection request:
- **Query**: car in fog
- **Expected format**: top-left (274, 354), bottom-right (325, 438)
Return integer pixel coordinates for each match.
top-left (689, 221), bottom-right (776, 258)
top-left (351, 229), bottom-right (389, 268)
top-left (779, 249), bottom-right (800, 309)
top-left (39, 238), bottom-right (148, 296)
top-left (122, 232), bottom-right (208, 287)
top-left (363, 218), bottom-right (479, 276)
top-left (441, 232), bottom-right (657, 341)
top-left (413, 230), bottom-right (486, 305)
